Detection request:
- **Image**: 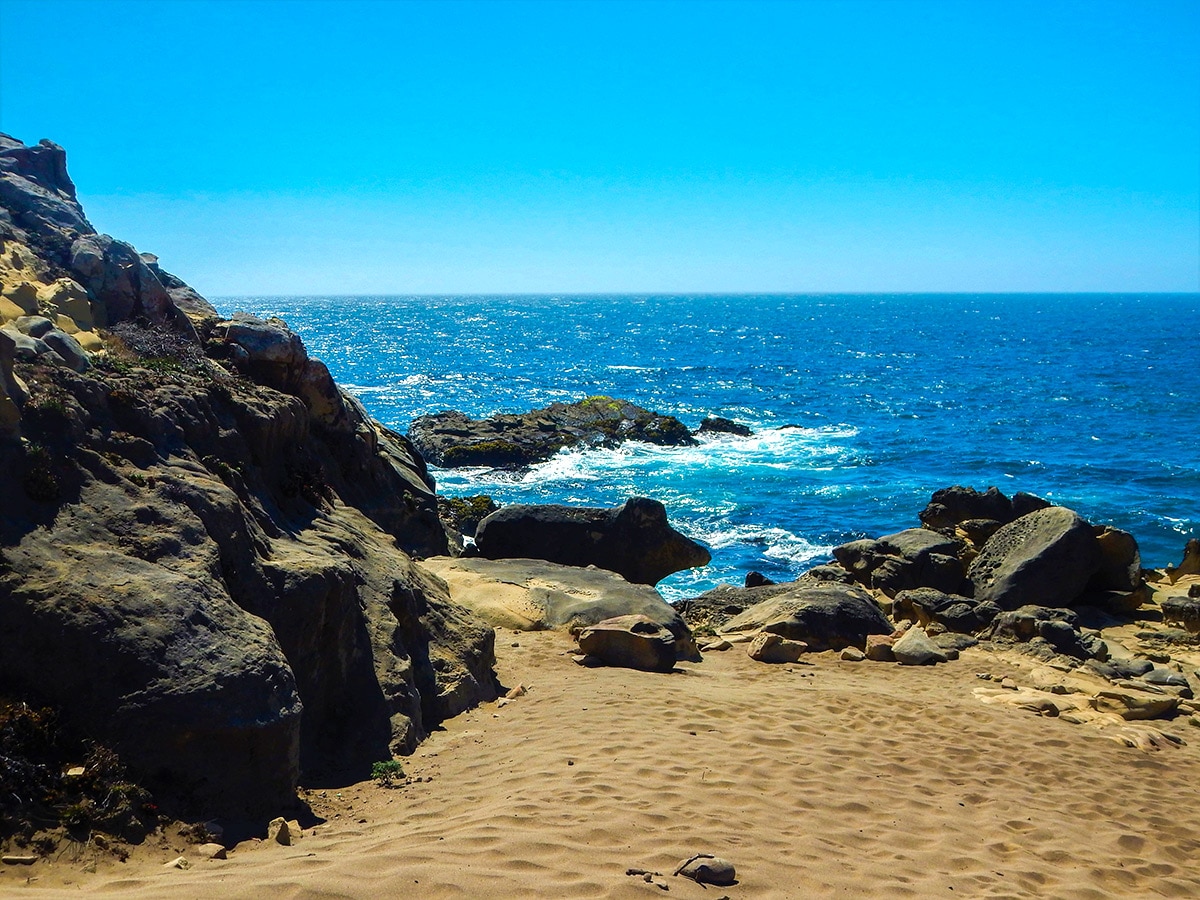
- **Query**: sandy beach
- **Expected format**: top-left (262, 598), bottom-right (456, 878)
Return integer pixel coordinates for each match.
top-left (8, 626), bottom-right (1199, 900)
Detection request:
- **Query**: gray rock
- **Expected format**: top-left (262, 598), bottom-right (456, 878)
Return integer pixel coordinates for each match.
top-left (987, 605), bottom-right (1105, 660)
top-left (1161, 597), bottom-right (1200, 633)
top-left (7, 329), bottom-right (50, 362)
top-left (968, 507), bottom-right (1103, 610)
top-left (721, 582), bottom-right (892, 651)
top-left (475, 497), bottom-right (710, 585)
top-left (13, 315), bottom-right (54, 338)
top-left (41, 329), bottom-right (89, 372)
top-left (892, 626), bottom-right (949, 665)
top-left (696, 416), bottom-right (752, 437)
top-left (0, 329), bottom-right (20, 440)
top-left (893, 588), bottom-right (1000, 633)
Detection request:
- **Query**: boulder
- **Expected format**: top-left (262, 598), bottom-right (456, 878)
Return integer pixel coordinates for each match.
top-left (918, 485), bottom-right (1050, 533)
top-left (744, 571), bottom-right (775, 588)
top-left (576, 614), bottom-right (680, 673)
top-left (891, 626), bottom-right (949, 665)
top-left (747, 632), bottom-right (807, 663)
top-left (1092, 690), bottom-right (1178, 721)
top-left (832, 528), bottom-right (967, 597)
top-left (968, 507), bottom-right (1102, 610)
top-left (1161, 597), bottom-right (1200, 633)
top-left (720, 583), bottom-right (892, 651)
top-left (695, 416), bottom-right (753, 437)
top-left (676, 855), bottom-right (736, 886)
top-left (986, 605), bottom-right (1106, 660)
top-left (417, 556), bottom-right (700, 662)
top-left (474, 497), bottom-right (710, 585)
top-left (1089, 526), bottom-right (1142, 593)
top-left (408, 396), bottom-right (696, 469)
top-left (41, 328), bottom-right (89, 372)
top-left (892, 588), bottom-right (1000, 634)
top-left (1167, 539), bottom-right (1200, 582)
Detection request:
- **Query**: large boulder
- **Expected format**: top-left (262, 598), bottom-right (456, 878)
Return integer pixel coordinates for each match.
top-left (720, 583), bottom-right (892, 651)
top-left (968, 507), bottom-right (1103, 610)
top-left (409, 396), bottom-right (696, 469)
top-left (891, 626), bottom-right (949, 665)
top-left (474, 497), bottom-right (710, 585)
top-left (576, 614), bottom-right (681, 673)
top-left (832, 528), bottom-right (967, 597)
top-left (418, 555), bottom-right (700, 661)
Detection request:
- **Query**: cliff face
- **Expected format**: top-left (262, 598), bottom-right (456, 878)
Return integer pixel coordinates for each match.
top-left (0, 134), bottom-right (497, 818)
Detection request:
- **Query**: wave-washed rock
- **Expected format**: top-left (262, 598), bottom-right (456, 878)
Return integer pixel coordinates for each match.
top-left (0, 133), bottom-right (499, 819)
top-left (409, 395), bottom-right (695, 468)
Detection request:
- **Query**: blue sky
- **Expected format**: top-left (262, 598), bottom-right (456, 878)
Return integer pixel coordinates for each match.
top-left (1, 0), bottom-right (1197, 294)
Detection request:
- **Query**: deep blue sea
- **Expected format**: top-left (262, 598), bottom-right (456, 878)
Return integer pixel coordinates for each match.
top-left (217, 294), bottom-right (1200, 601)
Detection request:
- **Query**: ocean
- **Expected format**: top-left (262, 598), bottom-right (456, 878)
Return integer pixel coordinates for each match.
top-left (216, 293), bottom-right (1200, 601)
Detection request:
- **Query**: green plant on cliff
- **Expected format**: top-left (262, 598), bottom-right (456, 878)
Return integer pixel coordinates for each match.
top-left (22, 442), bottom-right (59, 503)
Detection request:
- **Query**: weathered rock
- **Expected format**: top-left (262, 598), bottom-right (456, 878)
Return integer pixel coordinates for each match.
top-left (968, 507), bottom-right (1103, 610)
top-left (474, 497), bottom-right (709, 585)
top-left (892, 588), bottom-right (1000, 633)
top-left (1089, 526), bottom-right (1142, 593)
top-left (747, 632), bottom-right (808, 663)
top-left (744, 571), bottom-right (775, 588)
top-left (720, 583), bottom-right (892, 651)
top-left (840, 646), bottom-right (866, 661)
top-left (865, 634), bottom-right (897, 661)
top-left (1161, 597), bottom-right (1200, 633)
top-left (987, 605), bottom-right (1106, 660)
top-left (1092, 690), bottom-right (1178, 721)
top-left (418, 556), bottom-right (700, 662)
top-left (695, 416), bottom-right (753, 437)
top-left (196, 843), bottom-right (227, 860)
top-left (576, 614), bottom-right (680, 672)
top-left (918, 485), bottom-right (1050, 533)
top-left (832, 528), bottom-right (967, 597)
top-left (892, 626), bottom-right (949, 665)
top-left (266, 817), bottom-right (292, 845)
top-left (1166, 539), bottom-right (1200, 582)
top-left (409, 396), bottom-right (696, 468)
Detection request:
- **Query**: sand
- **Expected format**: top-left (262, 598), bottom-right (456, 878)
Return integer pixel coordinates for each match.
top-left (6, 630), bottom-right (1200, 899)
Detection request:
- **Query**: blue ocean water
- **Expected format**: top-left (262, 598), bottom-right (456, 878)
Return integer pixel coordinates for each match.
top-left (217, 294), bottom-right (1200, 601)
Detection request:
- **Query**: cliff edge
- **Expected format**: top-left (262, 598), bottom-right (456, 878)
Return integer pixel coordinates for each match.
top-left (0, 133), bottom-right (498, 820)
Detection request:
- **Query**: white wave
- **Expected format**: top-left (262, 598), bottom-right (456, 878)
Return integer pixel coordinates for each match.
top-left (699, 523), bottom-right (831, 565)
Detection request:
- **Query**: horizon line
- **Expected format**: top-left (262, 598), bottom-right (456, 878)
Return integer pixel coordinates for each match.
top-left (210, 290), bottom-right (1200, 299)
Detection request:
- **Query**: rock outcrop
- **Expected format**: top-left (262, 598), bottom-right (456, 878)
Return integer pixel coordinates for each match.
top-left (417, 556), bottom-right (700, 662)
top-left (832, 528), bottom-right (968, 597)
top-left (474, 497), bottom-right (710, 585)
top-left (719, 583), bottom-right (892, 651)
top-left (408, 396), bottom-right (695, 468)
top-left (0, 133), bottom-right (498, 819)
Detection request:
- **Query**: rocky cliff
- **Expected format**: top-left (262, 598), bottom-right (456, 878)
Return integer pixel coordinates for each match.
top-left (0, 134), bottom-right (498, 819)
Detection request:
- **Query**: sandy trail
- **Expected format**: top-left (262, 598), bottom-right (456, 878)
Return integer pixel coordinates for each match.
top-left (7, 629), bottom-right (1200, 899)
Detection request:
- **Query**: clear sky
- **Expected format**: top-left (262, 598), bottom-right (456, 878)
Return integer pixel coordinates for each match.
top-left (1, 0), bottom-right (1197, 294)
